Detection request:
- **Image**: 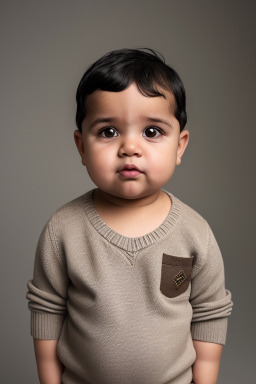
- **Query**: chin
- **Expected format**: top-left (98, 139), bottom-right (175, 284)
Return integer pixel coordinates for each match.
top-left (114, 188), bottom-right (159, 201)
top-left (113, 191), bottom-right (143, 200)
top-left (98, 186), bottom-right (145, 200)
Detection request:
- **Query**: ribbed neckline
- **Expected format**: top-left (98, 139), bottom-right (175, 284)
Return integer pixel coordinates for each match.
top-left (83, 189), bottom-right (182, 252)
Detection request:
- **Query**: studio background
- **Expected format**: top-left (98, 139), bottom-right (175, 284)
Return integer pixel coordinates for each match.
top-left (1, 1), bottom-right (255, 382)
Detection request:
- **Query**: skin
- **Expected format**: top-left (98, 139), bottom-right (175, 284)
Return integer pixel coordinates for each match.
top-left (33, 339), bottom-right (63, 384)
top-left (34, 83), bottom-right (223, 383)
top-left (192, 340), bottom-right (223, 384)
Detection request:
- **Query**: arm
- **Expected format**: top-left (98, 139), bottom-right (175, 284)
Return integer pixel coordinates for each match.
top-left (192, 340), bottom-right (223, 384)
top-left (190, 223), bottom-right (233, 345)
top-left (189, 223), bottom-right (232, 383)
top-left (26, 220), bottom-right (68, 382)
top-left (34, 339), bottom-right (63, 384)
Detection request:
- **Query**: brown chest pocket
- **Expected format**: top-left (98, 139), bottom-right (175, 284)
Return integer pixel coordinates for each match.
top-left (160, 254), bottom-right (194, 298)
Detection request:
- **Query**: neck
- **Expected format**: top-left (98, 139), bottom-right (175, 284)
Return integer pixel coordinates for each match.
top-left (93, 189), bottom-right (164, 210)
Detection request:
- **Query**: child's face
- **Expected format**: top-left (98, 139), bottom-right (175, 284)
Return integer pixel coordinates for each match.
top-left (74, 83), bottom-right (189, 200)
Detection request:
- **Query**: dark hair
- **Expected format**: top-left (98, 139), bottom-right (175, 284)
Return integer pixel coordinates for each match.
top-left (76, 48), bottom-right (187, 132)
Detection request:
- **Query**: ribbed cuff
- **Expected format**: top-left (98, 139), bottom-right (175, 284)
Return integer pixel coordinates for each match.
top-left (31, 311), bottom-right (66, 339)
top-left (191, 318), bottom-right (228, 345)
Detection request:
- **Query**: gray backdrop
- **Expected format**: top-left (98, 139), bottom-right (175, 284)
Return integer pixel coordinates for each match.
top-left (1, 1), bottom-right (255, 382)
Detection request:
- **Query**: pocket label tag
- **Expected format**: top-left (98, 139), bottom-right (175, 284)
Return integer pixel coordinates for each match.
top-left (173, 270), bottom-right (187, 289)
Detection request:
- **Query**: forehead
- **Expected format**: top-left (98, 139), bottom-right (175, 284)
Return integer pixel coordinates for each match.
top-left (84, 83), bottom-right (176, 121)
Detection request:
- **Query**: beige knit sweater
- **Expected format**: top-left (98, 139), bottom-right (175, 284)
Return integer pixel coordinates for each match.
top-left (27, 189), bottom-right (233, 384)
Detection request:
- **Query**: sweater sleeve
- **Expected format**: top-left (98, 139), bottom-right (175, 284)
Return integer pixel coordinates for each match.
top-left (190, 222), bottom-right (233, 345)
top-left (26, 219), bottom-right (68, 339)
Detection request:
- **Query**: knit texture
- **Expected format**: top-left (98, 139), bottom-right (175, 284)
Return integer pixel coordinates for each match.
top-left (27, 189), bottom-right (233, 384)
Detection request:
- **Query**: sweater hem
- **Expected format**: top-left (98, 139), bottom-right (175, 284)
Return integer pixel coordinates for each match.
top-left (191, 317), bottom-right (228, 345)
top-left (30, 311), bottom-right (66, 339)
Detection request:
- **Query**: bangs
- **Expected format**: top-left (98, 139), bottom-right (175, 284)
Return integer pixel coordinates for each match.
top-left (76, 49), bottom-right (187, 132)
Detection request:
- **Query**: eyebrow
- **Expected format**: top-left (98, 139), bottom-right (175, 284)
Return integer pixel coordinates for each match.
top-left (88, 117), bottom-right (116, 130)
top-left (145, 117), bottom-right (173, 129)
top-left (88, 116), bottom-right (173, 130)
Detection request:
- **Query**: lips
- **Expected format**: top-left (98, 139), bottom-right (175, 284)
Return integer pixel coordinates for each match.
top-left (118, 164), bottom-right (143, 178)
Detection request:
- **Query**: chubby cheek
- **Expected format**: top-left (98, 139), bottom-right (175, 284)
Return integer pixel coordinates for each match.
top-left (84, 146), bottom-right (116, 182)
top-left (148, 148), bottom-right (177, 181)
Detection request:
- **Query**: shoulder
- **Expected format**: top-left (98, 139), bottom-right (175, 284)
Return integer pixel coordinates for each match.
top-left (169, 191), bottom-right (209, 228)
top-left (167, 191), bottom-right (224, 269)
top-left (166, 190), bottom-right (213, 250)
top-left (52, 191), bottom-right (89, 220)
top-left (43, 190), bottom-right (94, 241)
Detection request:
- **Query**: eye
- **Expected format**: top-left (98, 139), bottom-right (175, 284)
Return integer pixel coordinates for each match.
top-left (143, 126), bottom-right (163, 138)
top-left (98, 127), bottom-right (118, 138)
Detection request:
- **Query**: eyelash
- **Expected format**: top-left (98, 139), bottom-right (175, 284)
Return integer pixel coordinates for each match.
top-left (97, 126), bottom-right (165, 139)
top-left (98, 127), bottom-right (118, 138)
top-left (143, 126), bottom-right (164, 139)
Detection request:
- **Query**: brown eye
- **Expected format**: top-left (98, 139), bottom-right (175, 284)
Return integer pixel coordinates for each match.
top-left (99, 127), bottom-right (118, 138)
top-left (143, 127), bottom-right (162, 138)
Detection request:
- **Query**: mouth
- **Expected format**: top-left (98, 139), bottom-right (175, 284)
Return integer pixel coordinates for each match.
top-left (118, 164), bottom-right (143, 178)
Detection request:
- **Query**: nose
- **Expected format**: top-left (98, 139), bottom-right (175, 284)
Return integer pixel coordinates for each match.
top-left (118, 135), bottom-right (142, 157)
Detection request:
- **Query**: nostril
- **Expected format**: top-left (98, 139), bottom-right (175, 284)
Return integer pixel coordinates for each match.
top-left (122, 152), bottom-right (140, 157)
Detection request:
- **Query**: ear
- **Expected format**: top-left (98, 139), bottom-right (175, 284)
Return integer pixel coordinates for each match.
top-left (74, 129), bottom-right (86, 166)
top-left (176, 129), bottom-right (189, 166)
